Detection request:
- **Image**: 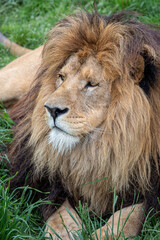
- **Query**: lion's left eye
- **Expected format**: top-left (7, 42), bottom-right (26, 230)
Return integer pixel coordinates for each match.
top-left (85, 81), bottom-right (99, 88)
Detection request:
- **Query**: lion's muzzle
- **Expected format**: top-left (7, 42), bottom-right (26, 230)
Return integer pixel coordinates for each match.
top-left (44, 104), bottom-right (69, 121)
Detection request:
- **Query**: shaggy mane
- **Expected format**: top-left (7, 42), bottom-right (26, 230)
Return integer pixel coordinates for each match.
top-left (10, 12), bottom-right (160, 218)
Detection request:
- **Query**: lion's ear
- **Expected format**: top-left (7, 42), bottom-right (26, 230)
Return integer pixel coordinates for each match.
top-left (133, 55), bottom-right (145, 83)
top-left (138, 45), bottom-right (158, 95)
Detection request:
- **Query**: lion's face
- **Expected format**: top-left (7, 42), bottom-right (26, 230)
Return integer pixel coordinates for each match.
top-left (44, 54), bottom-right (111, 152)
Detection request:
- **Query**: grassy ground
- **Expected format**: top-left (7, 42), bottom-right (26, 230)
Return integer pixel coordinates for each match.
top-left (0, 0), bottom-right (160, 239)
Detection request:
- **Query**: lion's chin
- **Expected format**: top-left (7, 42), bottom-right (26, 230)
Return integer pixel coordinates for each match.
top-left (49, 127), bottom-right (80, 155)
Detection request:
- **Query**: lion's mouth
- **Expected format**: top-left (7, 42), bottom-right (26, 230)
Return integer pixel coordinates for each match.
top-left (49, 127), bottom-right (80, 154)
top-left (45, 107), bottom-right (76, 137)
top-left (53, 125), bottom-right (75, 137)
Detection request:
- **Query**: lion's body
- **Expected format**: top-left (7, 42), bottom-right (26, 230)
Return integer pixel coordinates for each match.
top-left (1, 12), bottom-right (160, 238)
top-left (0, 46), bottom-right (43, 108)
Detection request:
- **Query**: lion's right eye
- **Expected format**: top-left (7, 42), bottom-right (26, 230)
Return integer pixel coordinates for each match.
top-left (58, 74), bottom-right (64, 82)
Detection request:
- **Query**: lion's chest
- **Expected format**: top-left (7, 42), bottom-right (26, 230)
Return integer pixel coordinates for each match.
top-left (59, 163), bottom-right (113, 215)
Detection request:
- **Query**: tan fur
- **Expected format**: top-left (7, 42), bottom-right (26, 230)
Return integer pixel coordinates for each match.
top-left (95, 202), bottom-right (145, 239)
top-left (0, 46), bottom-right (43, 108)
top-left (0, 31), bottom-right (31, 56)
top-left (45, 201), bottom-right (144, 239)
top-left (5, 12), bottom-right (160, 239)
top-left (45, 200), bottom-right (82, 239)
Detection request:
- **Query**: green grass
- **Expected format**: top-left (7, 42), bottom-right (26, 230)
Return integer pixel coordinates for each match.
top-left (0, 0), bottom-right (160, 239)
top-left (0, 105), bottom-right (46, 239)
top-left (0, 176), bottom-right (47, 240)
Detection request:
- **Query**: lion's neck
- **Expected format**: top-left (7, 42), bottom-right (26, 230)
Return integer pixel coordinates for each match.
top-left (33, 126), bottom-right (150, 215)
top-left (52, 133), bottom-right (114, 214)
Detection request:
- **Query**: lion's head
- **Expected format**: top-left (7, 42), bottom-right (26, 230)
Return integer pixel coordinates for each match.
top-left (44, 54), bottom-right (111, 152)
top-left (10, 12), bottom-right (160, 216)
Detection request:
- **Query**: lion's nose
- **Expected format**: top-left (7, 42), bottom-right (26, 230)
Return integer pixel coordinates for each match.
top-left (44, 105), bottom-right (69, 120)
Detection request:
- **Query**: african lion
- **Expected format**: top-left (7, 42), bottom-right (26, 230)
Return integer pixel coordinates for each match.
top-left (1, 12), bottom-right (160, 239)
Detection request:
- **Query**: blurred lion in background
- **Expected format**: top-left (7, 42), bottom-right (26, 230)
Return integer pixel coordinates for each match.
top-left (0, 12), bottom-right (160, 239)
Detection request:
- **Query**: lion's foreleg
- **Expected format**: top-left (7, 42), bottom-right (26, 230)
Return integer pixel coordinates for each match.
top-left (45, 200), bottom-right (82, 240)
top-left (94, 202), bottom-right (145, 240)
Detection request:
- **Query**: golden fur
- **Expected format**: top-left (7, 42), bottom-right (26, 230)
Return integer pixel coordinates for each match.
top-left (8, 12), bottom-right (160, 238)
